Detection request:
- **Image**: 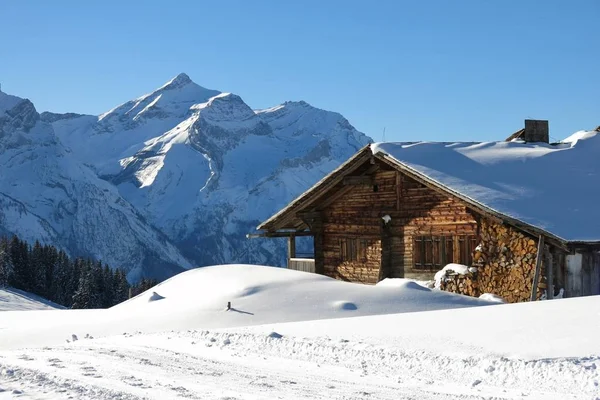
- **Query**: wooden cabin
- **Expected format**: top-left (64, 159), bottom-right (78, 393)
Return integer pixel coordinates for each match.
top-left (255, 121), bottom-right (600, 302)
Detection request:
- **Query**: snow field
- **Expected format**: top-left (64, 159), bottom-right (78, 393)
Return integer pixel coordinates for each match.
top-left (0, 265), bottom-right (598, 399)
top-left (0, 288), bottom-right (64, 312)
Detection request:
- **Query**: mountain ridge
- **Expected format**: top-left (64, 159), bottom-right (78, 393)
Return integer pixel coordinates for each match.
top-left (1, 74), bottom-right (372, 279)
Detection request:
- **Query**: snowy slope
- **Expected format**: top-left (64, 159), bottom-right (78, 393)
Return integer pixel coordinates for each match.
top-left (0, 91), bottom-right (193, 280)
top-left (0, 287), bottom-right (64, 311)
top-left (47, 74), bottom-right (371, 271)
top-left (372, 132), bottom-right (600, 241)
top-left (0, 265), bottom-right (597, 399)
top-left (0, 265), bottom-right (492, 350)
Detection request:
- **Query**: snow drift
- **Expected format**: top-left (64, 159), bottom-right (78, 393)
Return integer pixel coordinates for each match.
top-left (0, 264), bottom-right (493, 350)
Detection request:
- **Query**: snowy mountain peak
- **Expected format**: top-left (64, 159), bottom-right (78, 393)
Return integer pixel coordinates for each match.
top-left (194, 93), bottom-right (257, 123)
top-left (98, 74), bottom-right (220, 124)
top-left (0, 95), bottom-right (40, 133)
top-left (0, 91), bottom-right (25, 118)
top-left (158, 72), bottom-right (193, 91)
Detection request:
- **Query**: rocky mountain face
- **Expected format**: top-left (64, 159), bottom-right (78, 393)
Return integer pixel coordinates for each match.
top-left (0, 92), bottom-right (192, 280)
top-left (2, 74), bottom-right (371, 280)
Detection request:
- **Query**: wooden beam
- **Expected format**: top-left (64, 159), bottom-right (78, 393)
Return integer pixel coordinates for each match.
top-left (343, 175), bottom-right (373, 186)
top-left (247, 231), bottom-right (313, 238)
top-left (396, 171), bottom-right (402, 211)
top-left (316, 185), bottom-right (354, 210)
top-left (258, 148), bottom-right (372, 231)
top-left (297, 211), bottom-right (323, 220)
top-left (546, 247), bottom-right (554, 300)
top-left (530, 234), bottom-right (545, 301)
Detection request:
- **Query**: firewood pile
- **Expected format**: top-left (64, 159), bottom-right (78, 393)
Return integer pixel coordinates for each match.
top-left (439, 271), bottom-right (479, 297)
top-left (441, 219), bottom-right (545, 303)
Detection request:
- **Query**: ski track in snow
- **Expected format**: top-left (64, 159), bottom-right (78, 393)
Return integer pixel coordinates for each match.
top-left (0, 330), bottom-right (597, 400)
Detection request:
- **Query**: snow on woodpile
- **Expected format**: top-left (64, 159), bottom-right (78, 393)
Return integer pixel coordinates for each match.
top-left (479, 293), bottom-right (507, 303)
top-left (372, 131), bottom-right (600, 241)
top-left (434, 263), bottom-right (470, 288)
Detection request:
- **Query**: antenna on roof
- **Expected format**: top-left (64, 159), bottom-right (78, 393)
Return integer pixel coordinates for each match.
top-left (382, 127), bottom-right (386, 142)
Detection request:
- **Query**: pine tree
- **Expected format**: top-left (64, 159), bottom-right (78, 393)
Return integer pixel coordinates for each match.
top-left (0, 234), bottom-right (138, 309)
top-left (0, 237), bottom-right (11, 287)
top-left (9, 236), bottom-right (31, 291)
top-left (30, 240), bottom-right (46, 296)
top-left (42, 244), bottom-right (58, 301)
top-left (113, 269), bottom-right (130, 305)
top-left (72, 260), bottom-right (94, 309)
top-left (51, 250), bottom-right (72, 306)
top-left (102, 265), bottom-right (115, 308)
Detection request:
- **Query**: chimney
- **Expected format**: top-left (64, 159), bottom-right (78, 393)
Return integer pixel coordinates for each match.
top-left (523, 119), bottom-right (549, 143)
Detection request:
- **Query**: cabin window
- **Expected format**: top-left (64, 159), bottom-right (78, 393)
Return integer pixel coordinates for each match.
top-left (340, 238), bottom-right (369, 262)
top-left (413, 235), bottom-right (476, 270)
top-left (458, 235), bottom-right (478, 267)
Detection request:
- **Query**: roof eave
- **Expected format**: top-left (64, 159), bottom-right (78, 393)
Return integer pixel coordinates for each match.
top-left (257, 145), bottom-right (373, 232)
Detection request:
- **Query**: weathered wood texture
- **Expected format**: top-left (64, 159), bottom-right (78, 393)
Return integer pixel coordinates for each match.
top-left (441, 219), bottom-right (546, 302)
top-left (319, 165), bottom-right (477, 283)
top-left (288, 258), bottom-right (316, 273)
top-left (440, 271), bottom-right (480, 296)
top-left (565, 251), bottom-right (600, 297)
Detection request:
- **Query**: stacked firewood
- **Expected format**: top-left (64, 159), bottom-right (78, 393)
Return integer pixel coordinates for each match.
top-left (475, 220), bottom-right (544, 302)
top-left (441, 219), bottom-right (545, 303)
top-left (440, 271), bottom-right (479, 297)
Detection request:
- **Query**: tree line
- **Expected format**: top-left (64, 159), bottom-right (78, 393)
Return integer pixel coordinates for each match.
top-left (0, 235), bottom-right (158, 309)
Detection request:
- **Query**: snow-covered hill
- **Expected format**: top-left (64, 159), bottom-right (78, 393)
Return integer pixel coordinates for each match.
top-left (0, 287), bottom-right (64, 311)
top-left (40, 73), bottom-right (371, 273)
top-left (0, 265), bottom-right (597, 399)
top-left (0, 265), bottom-right (492, 350)
top-left (0, 91), bottom-right (193, 280)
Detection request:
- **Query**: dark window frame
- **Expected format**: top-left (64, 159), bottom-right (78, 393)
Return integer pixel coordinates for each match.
top-left (413, 235), bottom-right (476, 270)
top-left (340, 238), bottom-right (370, 263)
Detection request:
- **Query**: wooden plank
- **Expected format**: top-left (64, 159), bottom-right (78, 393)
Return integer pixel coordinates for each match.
top-left (592, 252), bottom-right (600, 296)
top-left (396, 172), bottom-right (402, 211)
top-left (530, 235), bottom-right (545, 301)
top-left (247, 231), bottom-right (313, 238)
top-left (288, 258), bottom-right (315, 273)
top-left (258, 149), bottom-right (372, 231)
top-left (546, 247), bottom-right (553, 300)
top-left (565, 253), bottom-right (583, 297)
top-left (582, 253), bottom-right (592, 296)
top-left (343, 176), bottom-right (374, 185)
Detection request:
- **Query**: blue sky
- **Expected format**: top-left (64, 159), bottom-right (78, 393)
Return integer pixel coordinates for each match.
top-left (0, 0), bottom-right (598, 142)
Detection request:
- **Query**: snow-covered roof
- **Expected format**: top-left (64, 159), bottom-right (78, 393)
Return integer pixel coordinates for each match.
top-left (371, 130), bottom-right (600, 242)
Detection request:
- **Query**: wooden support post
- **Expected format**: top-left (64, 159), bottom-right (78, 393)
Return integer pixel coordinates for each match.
top-left (313, 231), bottom-right (325, 275)
top-left (546, 248), bottom-right (554, 300)
top-left (287, 234), bottom-right (296, 261)
top-left (395, 172), bottom-right (402, 211)
top-left (379, 221), bottom-right (392, 282)
top-left (530, 235), bottom-right (545, 301)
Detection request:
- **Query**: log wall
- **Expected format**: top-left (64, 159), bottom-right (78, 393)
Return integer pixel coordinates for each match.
top-left (319, 164), bottom-right (477, 283)
top-left (317, 160), bottom-right (557, 302)
top-left (321, 168), bottom-right (394, 283)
